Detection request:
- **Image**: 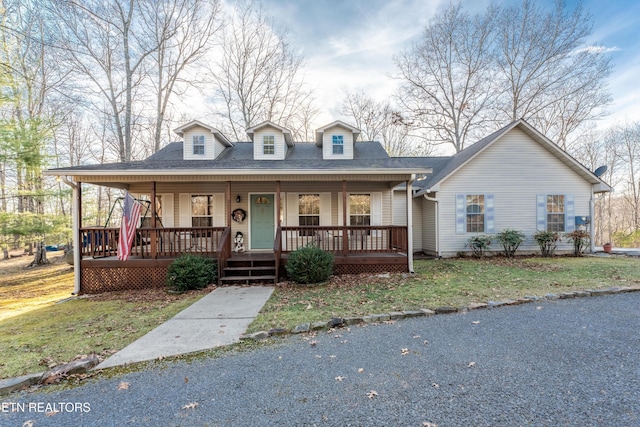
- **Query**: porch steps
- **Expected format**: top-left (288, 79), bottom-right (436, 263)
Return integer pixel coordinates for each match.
top-left (220, 256), bottom-right (277, 285)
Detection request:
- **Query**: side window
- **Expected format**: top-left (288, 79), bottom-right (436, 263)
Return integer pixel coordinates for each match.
top-left (332, 135), bottom-right (344, 155)
top-left (466, 195), bottom-right (485, 233)
top-left (546, 195), bottom-right (565, 232)
top-left (193, 135), bottom-right (205, 155)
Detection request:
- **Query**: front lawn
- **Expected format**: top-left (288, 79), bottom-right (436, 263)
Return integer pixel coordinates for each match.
top-left (247, 256), bottom-right (640, 332)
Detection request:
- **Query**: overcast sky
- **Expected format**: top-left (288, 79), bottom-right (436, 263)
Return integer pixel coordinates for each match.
top-left (255, 0), bottom-right (640, 130)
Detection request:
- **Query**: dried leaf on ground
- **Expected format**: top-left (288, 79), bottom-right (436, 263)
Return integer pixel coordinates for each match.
top-left (335, 376), bottom-right (345, 382)
top-left (401, 348), bottom-right (410, 356)
top-left (118, 382), bottom-right (130, 390)
top-left (182, 402), bottom-right (199, 410)
top-left (367, 390), bottom-right (378, 399)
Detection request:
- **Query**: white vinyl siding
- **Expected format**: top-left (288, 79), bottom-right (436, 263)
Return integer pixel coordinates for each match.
top-left (436, 127), bottom-right (590, 256)
top-left (323, 126), bottom-right (354, 159)
top-left (254, 126), bottom-right (287, 160)
top-left (183, 126), bottom-right (216, 160)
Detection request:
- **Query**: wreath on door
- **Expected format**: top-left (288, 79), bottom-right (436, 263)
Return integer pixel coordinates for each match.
top-left (232, 208), bottom-right (247, 223)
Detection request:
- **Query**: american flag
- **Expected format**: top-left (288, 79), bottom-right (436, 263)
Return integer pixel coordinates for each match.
top-left (117, 191), bottom-right (143, 261)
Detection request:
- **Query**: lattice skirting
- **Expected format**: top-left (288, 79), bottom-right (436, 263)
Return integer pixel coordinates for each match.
top-left (81, 265), bottom-right (168, 294)
top-left (333, 263), bottom-right (407, 275)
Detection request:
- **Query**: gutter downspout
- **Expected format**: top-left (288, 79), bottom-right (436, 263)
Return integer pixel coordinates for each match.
top-left (590, 188), bottom-right (595, 254)
top-left (423, 192), bottom-right (440, 258)
top-left (407, 174), bottom-right (415, 274)
top-left (61, 176), bottom-right (81, 295)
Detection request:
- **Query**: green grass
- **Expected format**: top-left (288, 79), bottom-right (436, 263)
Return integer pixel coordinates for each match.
top-left (0, 293), bottom-right (204, 379)
top-left (247, 256), bottom-right (640, 332)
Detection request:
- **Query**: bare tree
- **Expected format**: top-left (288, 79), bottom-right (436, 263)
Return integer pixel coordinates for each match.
top-left (209, 1), bottom-right (315, 141)
top-left (341, 91), bottom-right (422, 156)
top-left (394, 2), bottom-right (498, 153)
top-left (617, 122), bottom-right (640, 232)
top-left (139, 0), bottom-right (222, 152)
top-left (495, 0), bottom-right (611, 142)
top-left (51, 0), bottom-right (157, 162)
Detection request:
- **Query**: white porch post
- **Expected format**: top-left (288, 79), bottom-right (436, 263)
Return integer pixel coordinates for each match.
top-left (407, 175), bottom-right (415, 273)
top-left (61, 177), bottom-right (81, 294)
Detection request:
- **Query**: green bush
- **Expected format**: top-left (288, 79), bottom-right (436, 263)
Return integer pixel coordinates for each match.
top-left (166, 254), bottom-right (217, 292)
top-left (285, 244), bottom-right (334, 284)
top-left (496, 229), bottom-right (526, 258)
top-left (466, 234), bottom-right (492, 257)
top-left (566, 230), bottom-right (590, 256)
top-left (533, 230), bottom-right (560, 257)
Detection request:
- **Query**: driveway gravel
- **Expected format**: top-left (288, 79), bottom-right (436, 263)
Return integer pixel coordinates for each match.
top-left (2, 292), bottom-right (639, 426)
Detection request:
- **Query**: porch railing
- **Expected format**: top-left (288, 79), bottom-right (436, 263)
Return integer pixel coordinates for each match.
top-left (80, 227), bottom-right (230, 259)
top-left (276, 226), bottom-right (408, 255)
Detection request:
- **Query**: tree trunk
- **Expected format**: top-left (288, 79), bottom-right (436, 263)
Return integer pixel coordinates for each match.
top-left (29, 241), bottom-right (49, 266)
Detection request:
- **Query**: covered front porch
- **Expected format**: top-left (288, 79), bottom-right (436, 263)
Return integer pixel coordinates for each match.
top-left (78, 224), bottom-right (408, 292)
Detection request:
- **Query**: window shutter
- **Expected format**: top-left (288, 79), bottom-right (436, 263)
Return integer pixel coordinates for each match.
top-left (455, 194), bottom-right (465, 234)
top-left (160, 194), bottom-right (174, 227)
top-left (371, 192), bottom-right (382, 225)
top-left (179, 193), bottom-right (191, 227)
top-left (213, 193), bottom-right (225, 226)
top-left (286, 193), bottom-right (298, 226)
top-left (485, 194), bottom-right (495, 233)
top-left (565, 194), bottom-right (575, 232)
top-left (536, 194), bottom-right (546, 231)
top-left (320, 193), bottom-right (331, 226)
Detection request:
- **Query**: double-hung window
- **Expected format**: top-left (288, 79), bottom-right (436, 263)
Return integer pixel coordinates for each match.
top-left (466, 195), bottom-right (485, 232)
top-left (332, 135), bottom-right (344, 155)
top-left (349, 194), bottom-right (371, 226)
top-left (298, 194), bottom-right (320, 236)
top-left (193, 135), bottom-right (205, 155)
top-left (456, 194), bottom-right (494, 234)
top-left (263, 135), bottom-right (275, 155)
top-left (191, 195), bottom-right (213, 227)
top-left (546, 195), bottom-right (566, 232)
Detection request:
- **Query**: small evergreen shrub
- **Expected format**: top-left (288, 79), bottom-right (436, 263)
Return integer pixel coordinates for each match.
top-left (566, 230), bottom-right (590, 256)
top-left (286, 244), bottom-right (334, 284)
top-left (496, 229), bottom-right (526, 258)
top-left (466, 234), bottom-right (492, 257)
top-left (166, 254), bottom-right (217, 292)
top-left (533, 230), bottom-right (560, 257)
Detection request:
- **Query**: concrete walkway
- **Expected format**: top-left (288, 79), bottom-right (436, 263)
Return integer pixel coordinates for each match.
top-left (95, 286), bottom-right (274, 370)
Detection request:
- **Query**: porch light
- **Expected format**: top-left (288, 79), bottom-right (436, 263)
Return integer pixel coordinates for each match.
top-left (236, 195), bottom-right (241, 203)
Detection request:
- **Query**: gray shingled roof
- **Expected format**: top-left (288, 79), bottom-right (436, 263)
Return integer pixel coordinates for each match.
top-left (48, 140), bottom-right (435, 173)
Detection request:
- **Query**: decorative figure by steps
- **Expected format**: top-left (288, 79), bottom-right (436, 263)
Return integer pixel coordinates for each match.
top-left (234, 231), bottom-right (245, 252)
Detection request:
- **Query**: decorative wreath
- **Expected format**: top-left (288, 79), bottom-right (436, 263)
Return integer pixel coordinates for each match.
top-left (232, 208), bottom-right (247, 223)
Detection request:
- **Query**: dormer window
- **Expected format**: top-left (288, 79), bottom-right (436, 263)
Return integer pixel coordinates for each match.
top-left (193, 135), bottom-right (205, 155)
top-left (332, 135), bottom-right (344, 155)
top-left (263, 135), bottom-right (275, 155)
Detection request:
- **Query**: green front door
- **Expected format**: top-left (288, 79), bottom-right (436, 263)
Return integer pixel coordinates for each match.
top-left (250, 194), bottom-right (275, 249)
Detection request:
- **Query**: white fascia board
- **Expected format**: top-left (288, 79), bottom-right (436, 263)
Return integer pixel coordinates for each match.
top-left (44, 167), bottom-right (432, 177)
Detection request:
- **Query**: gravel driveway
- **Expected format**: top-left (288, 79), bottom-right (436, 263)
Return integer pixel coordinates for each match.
top-left (2, 293), bottom-right (639, 426)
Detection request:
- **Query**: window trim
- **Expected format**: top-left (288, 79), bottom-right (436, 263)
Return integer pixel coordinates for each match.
top-left (455, 194), bottom-right (494, 234)
top-left (537, 194), bottom-right (574, 233)
top-left (192, 135), bottom-right (205, 155)
top-left (263, 135), bottom-right (275, 155)
top-left (332, 135), bottom-right (344, 155)
top-left (298, 194), bottom-right (320, 236)
top-left (191, 194), bottom-right (214, 227)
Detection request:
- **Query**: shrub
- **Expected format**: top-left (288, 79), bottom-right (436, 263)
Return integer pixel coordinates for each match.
top-left (285, 244), bottom-right (334, 284)
top-left (496, 229), bottom-right (525, 258)
top-left (166, 254), bottom-right (217, 292)
top-left (533, 230), bottom-right (560, 257)
top-left (565, 230), bottom-right (590, 256)
top-left (466, 234), bottom-right (492, 257)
